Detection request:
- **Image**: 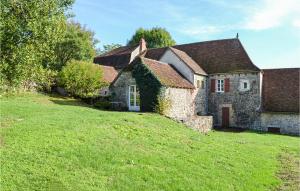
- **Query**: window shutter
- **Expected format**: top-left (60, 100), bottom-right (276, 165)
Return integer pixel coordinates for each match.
top-left (225, 78), bottom-right (230, 92)
top-left (211, 79), bottom-right (215, 92)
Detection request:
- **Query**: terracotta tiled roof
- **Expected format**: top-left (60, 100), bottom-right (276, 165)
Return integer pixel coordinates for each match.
top-left (168, 47), bottom-right (207, 76)
top-left (145, 38), bottom-right (260, 74)
top-left (98, 45), bottom-right (138, 57)
top-left (100, 65), bottom-right (118, 83)
top-left (141, 57), bottom-right (194, 89)
top-left (94, 45), bottom-right (138, 69)
top-left (262, 68), bottom-right (299, 113)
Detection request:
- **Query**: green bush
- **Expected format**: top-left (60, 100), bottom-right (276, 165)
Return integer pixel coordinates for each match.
top-left (59, 60), bottom-right (106, 98)
top-left (154, 95), bottom-right (171, 115)
top-left (35, 68), bottom-right (58, 92)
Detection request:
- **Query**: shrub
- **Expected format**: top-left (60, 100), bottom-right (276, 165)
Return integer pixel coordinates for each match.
top-left (35, 68), bottom-right (58, 92)
top-left (154, 95), bottom-right (171, 115)
top-left (59, 60), bottom-right (106, 98)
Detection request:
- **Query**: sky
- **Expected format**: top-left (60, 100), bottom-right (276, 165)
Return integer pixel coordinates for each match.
top-left (72, 0), bottom-right (300, 69)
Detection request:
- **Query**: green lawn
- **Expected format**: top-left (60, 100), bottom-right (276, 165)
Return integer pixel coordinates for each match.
top-left (0, 93), bottom-right (299, 191)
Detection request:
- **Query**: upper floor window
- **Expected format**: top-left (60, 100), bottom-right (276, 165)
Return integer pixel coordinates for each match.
top-left (239, 79), bottom-right (250, 91)
top-left (217, 79), bottom-right (224, 92)
top-left (196, 80), bottom-right (205, 89)
top-left (201, 80), bottom-right (205, 89)
top-left (197, 80), bottom-right (200, 88)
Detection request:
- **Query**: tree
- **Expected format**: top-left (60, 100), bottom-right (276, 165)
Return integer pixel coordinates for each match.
top-left (0, 0), bottom-right (74, 89)
top-left (97, 43), bottom-right (122, 55)
top-left (52, 21), bottom-right (99, 71)
top-left (59, 60), bottom-right (106, 98)
top-left (127, 27), bottom-right (176, 48)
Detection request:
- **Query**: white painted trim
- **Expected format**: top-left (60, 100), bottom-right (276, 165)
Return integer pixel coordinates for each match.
top-left (216, 79), bottom-right (224, 93)
top-left (128, 85), bottom-right (140, 111)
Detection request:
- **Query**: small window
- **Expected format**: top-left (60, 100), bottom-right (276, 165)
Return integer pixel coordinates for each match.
top-left (197, 80), bottom-right (200, 88)
top-left (104, 91), bottom-right (107, 95)
top-left (240, 79), bottom-right (250, 91)
top-left (201, 80), bottom-right (205, 89)
top-left (216, 79), bottom-right (224, 92)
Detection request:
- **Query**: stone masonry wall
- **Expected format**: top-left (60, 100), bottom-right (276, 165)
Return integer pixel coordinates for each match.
top-left (163, 87), bottom-right (195, 121)
top-left (194, 74), bottom-right (208, 115)
top-left (260, 113), bottom-right (300, 135)
top-left (110, 72), bottom-right (137, 109)
top-left (184, 115), bottom-right (213, 133)
top-left (208, 72), bottom-right (261, 128)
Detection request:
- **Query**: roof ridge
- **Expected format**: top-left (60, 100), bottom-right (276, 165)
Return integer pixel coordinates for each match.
top-left (145, 38), bottom-right (238, 51)
top-left (140, 56), bottom-right (168, 65)
top-left (95, 45), bottom-right (138, 58)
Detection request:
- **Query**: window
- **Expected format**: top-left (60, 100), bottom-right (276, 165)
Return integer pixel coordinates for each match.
top-left (201, 80), bottom-right (205, 89)
top-left (196, 80), bottom-right (200, 88)
top-left (239, 79), bottom-right (250, 91)
top-left (216, 79), bottom-right (224, 92)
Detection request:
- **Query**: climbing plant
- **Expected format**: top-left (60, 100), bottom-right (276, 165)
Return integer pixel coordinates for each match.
top-left (131, 59), bottom-right (163, 112)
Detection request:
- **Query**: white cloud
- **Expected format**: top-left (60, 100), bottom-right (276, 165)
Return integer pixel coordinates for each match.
top-left (179, 26), bottom-right (221, 36)
top-left (244, 0), bottom-right (300, 30)
top-left (292, 19), bottom-right (300, 28)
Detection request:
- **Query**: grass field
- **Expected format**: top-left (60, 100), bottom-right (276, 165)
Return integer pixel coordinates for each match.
top-left (0, 93), bottom-right (299, 191)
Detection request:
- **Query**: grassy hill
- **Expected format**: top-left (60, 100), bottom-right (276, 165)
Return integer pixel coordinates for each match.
top-left (0, 93), bottom-right (299, 191)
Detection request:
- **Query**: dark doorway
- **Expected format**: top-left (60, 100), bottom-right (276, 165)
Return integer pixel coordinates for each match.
top-left (222, 107), bottom-right (230, 128)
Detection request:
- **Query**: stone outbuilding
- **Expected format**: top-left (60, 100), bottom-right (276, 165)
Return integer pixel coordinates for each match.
top-left (259, 68), bottom-right (300, 135)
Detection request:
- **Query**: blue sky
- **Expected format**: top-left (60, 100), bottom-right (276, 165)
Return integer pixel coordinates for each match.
top-left (72, 0), bottom-right (300, 69)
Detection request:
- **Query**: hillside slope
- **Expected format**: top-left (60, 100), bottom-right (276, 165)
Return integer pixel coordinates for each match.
top-left (0, 93), bottom-right (299, 191)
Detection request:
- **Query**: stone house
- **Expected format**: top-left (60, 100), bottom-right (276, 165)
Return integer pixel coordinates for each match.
top-left (94, 38), bottom-right (299, 135)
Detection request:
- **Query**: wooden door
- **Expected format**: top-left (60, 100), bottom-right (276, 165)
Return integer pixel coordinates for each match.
top-left (222, 107), bottom-right (229, 128)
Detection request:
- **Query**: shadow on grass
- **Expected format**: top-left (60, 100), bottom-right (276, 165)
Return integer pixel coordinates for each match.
top-left (48, 93), bottom-right (93, 108)
top-left (214, 127), bottom-right (246, 133)
top-left (50, 99), bottom-right (91, 107)
top-left (214, 127), bottom-right (299, 137)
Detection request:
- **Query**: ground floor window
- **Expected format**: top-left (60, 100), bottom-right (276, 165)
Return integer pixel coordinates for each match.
top-left (128, 85), bottom-right (140, 111)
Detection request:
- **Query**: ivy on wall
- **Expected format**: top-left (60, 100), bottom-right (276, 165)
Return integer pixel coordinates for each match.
top-left (131, 59), bottom-right (163, 112)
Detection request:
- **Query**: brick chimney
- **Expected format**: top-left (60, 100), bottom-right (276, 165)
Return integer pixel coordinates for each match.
top-left (139, 38), bottom-right (147, 53)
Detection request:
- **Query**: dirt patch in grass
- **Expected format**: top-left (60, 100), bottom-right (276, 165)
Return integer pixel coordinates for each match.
top-left (0, 117), bottom-right (20, 128)
top-left (0, 136), bottom-right (4, 147)
top-left (276, 151), bottom-right (300, 191)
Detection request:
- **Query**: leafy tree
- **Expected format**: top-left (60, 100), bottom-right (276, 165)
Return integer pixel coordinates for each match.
top-left (97, 43), bottom-right (122, 55)
top-left (0, 0), bottom-right (74, 89)
top-left (59, 60), bottom-right (106, 98)
top-left (53, 21), bottom-right (99, 71)
top-left (127, 27), bottom-right (176, 48)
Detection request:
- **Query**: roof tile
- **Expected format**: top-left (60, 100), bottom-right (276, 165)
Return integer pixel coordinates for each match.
top-left (262, 68), bottom-right (299, 113)
top-left (141, 57), bottom-right (194, 89)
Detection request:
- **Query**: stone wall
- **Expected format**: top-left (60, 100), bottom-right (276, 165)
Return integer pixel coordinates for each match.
top-left (110, 71), bottom-right (137, 109)
top-left (184, 115), bottom-right (213, 133)
top-left (194, 74), bottom-right (208, 115)
top-left (260, 113), bottom-right (300, 135)
top-left (208, 72), bottom-right (261, 128)
top-left (163, 87), bottom-right (194, 120)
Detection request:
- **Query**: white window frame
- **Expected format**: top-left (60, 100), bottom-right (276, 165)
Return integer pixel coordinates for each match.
top-left (216, 79), bottom-right (224, 93)
top-left (128, 85), bottom-right (140, 111)
top-left (239, 79), bottom-right (250, 92)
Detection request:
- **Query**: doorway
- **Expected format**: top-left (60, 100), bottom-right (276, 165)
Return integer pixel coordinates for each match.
top-left (128, 85), bottom-right (140, 111)
top-left (222, 107), bottom-right (230, 128)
